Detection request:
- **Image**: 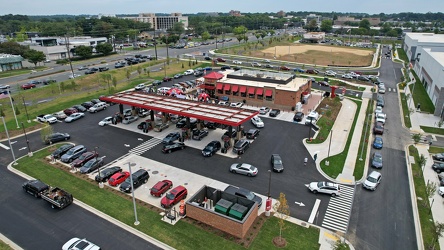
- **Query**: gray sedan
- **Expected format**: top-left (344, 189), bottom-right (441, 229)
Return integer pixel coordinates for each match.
top-left (64, 112), bottom-right (85, 123)
top-left (229, 163), bottom-right (258, 177)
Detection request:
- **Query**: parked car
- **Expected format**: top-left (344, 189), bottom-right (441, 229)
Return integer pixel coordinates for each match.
top-left (150, 180), bottom-right (173, 197)
top-left (269, 109), bottom-right (281, 117)
top-left (21, 83), bottom-right (36, 90)
top-left (122, 116), bottom-right (139, 124)
top-left (246, 129), bottom-right (260, 139)
top-left (163, 76), bottom-right (173, 82)
top-left (162, 142), bottom-right (186, 153)
top-left (373, 122), bottom-right (384, 135)
top-left (108, 171), bottom-right (130, 186)
top-left (70, 105), bottom-right (86, 112)
top-left (271, 154), bottom-right (284, 172)
top-left (363, 171), bottom-right (382, 190)
top-left (44, 132), bottom-right (70, 144)
top-left (251, 116), bottom-right (264, 128)
top-left (306, 181), bottom-right (341, 196)
top-left (53, 111), bottom-right (67, 120)
top-left (293, 112), bottom-right (304, 122)
top-left (119, 169), bottom-right (150, 193)
top-left (152, 80), bottom-right (162, 86)
top-left (318, 81), bottom-right (330, 87)
top-left (259, 107), bottom-right (270, 114)
top-left (98, 116), bottom-right (113, 126)
top-left (432, 162), bottom-right (444, 173)
top-left (230, 163), bottom-right (258, 177)
top-left (61, 145), bottom-right (87, 163)
top-left (202, 141), bottom-right (221, 157)
top-left (65, 112), bottom-right (85, 123)
top-left (341, 74), bottom-right (353, 79)
top-left (233, 139), bottom-right (250, 155)
top-left (161, 185), bottom-right (188, 208)
top-left (221, 65), bottom-right (231, 70)
top-left (81, 101), bottom-right (94, 109)
top-left (230, 102), bottom-right (243, 108)
top-left (373, 136), bottom-right (383, 149)
top-left (162, 132), bottom-right (181, 144)
top-left (174, 73), bottom-right (183, 79)
top-left (306, 69), bottom-right (319, 74)
top-left (280, 66), bottom-right (291, 71)
top-left (51, 144), bottom-right (74, 159)
top-left (371, 152), bottom-right (383, 169)
top-left (432, 153), bottom-right (444, 162)
top-left (63, 108), bottom-right (78, 116)
top-left (154, 123), bottom-right (169, 132)
top-left (22, 180), bottom-right (49, 198)
top-left (95, 166), bottom-right (122, 182)
top-left (325, 70), bottom-right (337, 77)
top-left (135, 83), bottom-right (146, 91)
top-left (62, 238), bottom-right (100, 250)
top-left (79, 157), bottom-right (104, 174)
top-left (71, 151), bottom-right (98, 168)
top-left (192, 129), bottom-right (209, 141)
top-left (358, 75), bottom-right (370, 81)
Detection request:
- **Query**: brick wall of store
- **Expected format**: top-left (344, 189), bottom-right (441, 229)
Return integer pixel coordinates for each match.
top-left (186, 204), bottom-right (258, 238)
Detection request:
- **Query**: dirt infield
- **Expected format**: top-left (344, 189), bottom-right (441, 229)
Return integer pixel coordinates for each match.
top-left (256, 44), bottom-right (375, 67)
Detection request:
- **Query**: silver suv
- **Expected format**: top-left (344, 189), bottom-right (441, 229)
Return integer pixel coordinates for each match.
top-left (232, 139), bottom-right (250, 155)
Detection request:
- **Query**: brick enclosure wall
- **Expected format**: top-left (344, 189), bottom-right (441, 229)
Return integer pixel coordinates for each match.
top-left (186, 203), bottom-right (258, 238)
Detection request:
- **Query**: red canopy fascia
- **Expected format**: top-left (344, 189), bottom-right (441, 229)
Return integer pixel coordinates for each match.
top-left (248, 87), bottom-right (256, 95)
top-left (239, 86), bottom-right (247, 93)
top-left (224, 84), bottom-right (231, 91)
top-left (231, 85), bottom-right (239, 92)
top-left (265, 89), bottom-right (273, 97)
top-left (216, 83), bottom-right (223, 90)
top-left (256, 88), bottom-right (264, 95)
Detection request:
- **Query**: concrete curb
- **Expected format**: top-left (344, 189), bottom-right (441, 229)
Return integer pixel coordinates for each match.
top-left (0, 232), bottom-right (23, 250)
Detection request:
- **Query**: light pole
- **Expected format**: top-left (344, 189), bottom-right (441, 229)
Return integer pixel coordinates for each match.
top-left (1, 116), bottom-right (17, 164)
top-left (21, 122), bottom-right (32, 156)
top-left (307, 119), bottom-right (313, 141)
top-left (266, 170), bottom-right (272, 217)
top-left (359, 114), bottom-right (371, 161)
top-left (127, 162), bottom-right (140, 225)
top-left (327, 129), bottom-right (333, 158)
top-left (7, 92), bottom-right (19, 128)
top-left (22, 96), bottom-right (30, 123)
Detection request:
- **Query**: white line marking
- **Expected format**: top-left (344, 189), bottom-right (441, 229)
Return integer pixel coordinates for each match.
top-left (0, 143), bottom-right (10, 150)
top-left (308, 199), bottom-right (321, 223)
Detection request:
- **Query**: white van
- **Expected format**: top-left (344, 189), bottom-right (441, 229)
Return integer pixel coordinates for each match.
top-left (305, 111), bottom-right (319, 125)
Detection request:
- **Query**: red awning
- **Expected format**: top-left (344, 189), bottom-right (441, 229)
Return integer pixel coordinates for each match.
top-left (199, 84), bottom-right (216, 90)
top-left (239, 86), bottom-right (247, 93)
top-left (248, 87), bottom-right (256, 95)
top-left (265, 89), bottom-right (273, 97)
top-left (224, 84), bottom-right (231, 91)
top-left (216, 83), bottom-right (223, 90)
top-left (256, 88), bottom-right (264, 95)
top-left (231, 85), bottom-right (239, 92)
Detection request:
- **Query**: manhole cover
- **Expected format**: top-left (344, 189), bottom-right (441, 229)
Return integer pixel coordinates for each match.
top-left (152, 170), bottom-right (159, 175)
top-left (184, 182), bottom-right (188, 185)
top-left (301, 222), bottom-right (307, 226)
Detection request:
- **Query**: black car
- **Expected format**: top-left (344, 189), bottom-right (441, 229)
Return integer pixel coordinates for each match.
top-left (137, 121), bottom-right (152, 131)
top-left (433, 153), bottom-right (444, 162)
top-left (162, 132), bottom-right (181, 144)
top-left (271, 154), bottom-right (284, 172)
top-left (221, 130), bottom-right (238, 140)
top-left (42, 79), bottom-right (57, 85)
top-left (81, 101), bottom-right (94, 109)
top-left (192, 129), bottom-right (209, 141)
top-left (293, 112), bottom-right (304, 122)
top-left (72, 105), bottom-right (87, 112)
top-left (91, 99), bottom-right (101, 104)
top-left (221, 65), bottom-right (231, 70)
top-left (84, 69), bottom-right (97, 75)
top-left (115, 63), bottom-right (125, 68)
top-left (194, 71), bottom-right (204, 77)
top-left (44, 132), bottom-right (70, 144)
top-left (22, 180), bottom-right (49, 198)
top-left (432, 162), bottom-right (444, 173)
top-left (162, 142), bottom-right (186, 153)
top-left (269, 109), bottom-right (281, 117)
top-left (246, 129), bottom-right (260, 139)
top-left (176, 118), bottom-right (197, 129)
top-left (233, 139), bottom-right (250, 155)
top-left (202, 140), bottom-right (222, 157)
top-left (51, 144), bottom-right (74, 159)
top-left (95, 166), bottom-right (122, 182)
top-left (119, 169), bottom-right (150, 193)
top-left (204, 56), bottom-right (212, 60)
top-left (152, 80), bottom-right (162, 86)
top-left (99, 66), bottom-right (109, 72)
top-left (79, 157), bottom-right (104, 174)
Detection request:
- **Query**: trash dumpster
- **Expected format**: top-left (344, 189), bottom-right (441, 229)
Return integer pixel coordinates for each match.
top-left (228, 203), bottom-right (248, 220)
top-left (215, 199), bottom-right (233, 215)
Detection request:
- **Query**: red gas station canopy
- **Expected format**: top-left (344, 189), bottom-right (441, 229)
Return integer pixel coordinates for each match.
top-left (100, 92), bottom-right (259, 127)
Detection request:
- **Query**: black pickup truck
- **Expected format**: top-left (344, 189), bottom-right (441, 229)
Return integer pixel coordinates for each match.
top-left (41, 187), bottom-right (73, 209)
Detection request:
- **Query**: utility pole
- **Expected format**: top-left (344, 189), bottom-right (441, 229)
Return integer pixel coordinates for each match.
top-left (153, 29), bottom-right (158, 60)
top-left (65, 31), bottom-right (74, 77)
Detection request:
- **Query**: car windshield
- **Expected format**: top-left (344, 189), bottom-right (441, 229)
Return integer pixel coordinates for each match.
top-left (373, 156), bottom-right (382, 163)
top-left (78, 154), bottom-right (88, 160)
top-left (151, 188), bottom-right (158, 192)
top-left (367, 177), bottom-right (378, 183)
top-left (205, 146), bottom-right (213, 151)
top-left (245, 192), bottom-right (254, 200)
top-left (84, 160), bottom-right (95, 168)
top-left (274, 158), bottom-right (282, 164)
top-left (317, 182), bottom-right (325, 188)
top-left (249, 166), bottom-right (256, 171)
top-left (166, 192), bottom-right (175, 200)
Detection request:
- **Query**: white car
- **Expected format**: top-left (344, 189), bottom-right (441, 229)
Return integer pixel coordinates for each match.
top-left (157, 87), bottom-right (171, 94)
top-left (259, 107), bottom-right (270, 114)
top-left (230, 102), bottom-right (243, 108)
top-left (232, 60), bottom-right (242, 65)
top-left (305, 181), bottom-right (341, 196)
top-left (98, 116), bottom-right (113, 126)
top-left (62, 237), bottom-right (100, 250)
top-left (375, 106), bottom-right (383, 115)
top-left (251, 116), bottom-right (264, 128)
top-left (135, 83), bottom-right (146, 90)
top-left (64, 113), bottom-right (85, 123)
top-left (325, 70), bottom-right (337, 77)
top-left (363, 171), bottom-right (382, 191)
top-left (263, 59), bottom-right (271, 63)
top-left (376, 113), bottom-right (386, 124)
top-left (378, 86), bottom-right (386, 94)
top-left (183, 69), bottom-right (194, 75)
top-left (218, 101), bottom-right (229, 106)
top-left (0, 84), bottom-right (10, 89)
top-left (349, 72), bottom-right (360, 78)
top-left (251, 62), bottom-right (261, 67)
top-left (68, 73), bottom-right (81, 79)
top-left (341, 74), bottom-right (353, 79)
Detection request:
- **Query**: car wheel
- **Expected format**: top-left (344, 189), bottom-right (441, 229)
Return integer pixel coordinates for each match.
top-left (312, 190), bottom-right (318, 194)
top-left (438, 169), bottom-right (442, 173)
top-left (34, 192), bottom-right (38, 198)
top-left (247, 173), bottom-right (252, 177)
top-left (64, 138), bottom-right (68, 141)
top-left (231, 170), bottom-right (236, 174)
top-left (331, 193), bottom-right (337, 197)
top-left (144, 178), bottom-right (148, 184)
top-left (69, 158), bottom-right (73, 163)
top-left (181, 146), bottom-right (184, 149)
top-left (168, 150), bottom-right (172, 153)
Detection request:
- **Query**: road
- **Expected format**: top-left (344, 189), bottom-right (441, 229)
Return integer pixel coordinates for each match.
top-left (347, 46), bottom-right (417, 250)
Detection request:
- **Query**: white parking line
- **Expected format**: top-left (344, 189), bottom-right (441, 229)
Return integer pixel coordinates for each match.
top-left (0, 143), bottom-right (10, 150)
top-left (308, 199), bottom-right (321, 223)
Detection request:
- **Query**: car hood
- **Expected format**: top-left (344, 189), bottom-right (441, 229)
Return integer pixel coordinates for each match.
top-left (161, 196), bottom-right (174, 206)
top-left (120, 182), bottom-right (132, 191)
top-left (273, 163), bottom-right (284, 170)
top-left (307, 182), bottom-right (318, 190)
top-left (364, 179), bottom-right (377, 188)
top-left (372, 160), bottom-right (382, 168)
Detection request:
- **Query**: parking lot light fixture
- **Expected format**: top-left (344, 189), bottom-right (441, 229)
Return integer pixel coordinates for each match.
top-left (127, 162), bottom-right (140, 226)
top-left (1, 116), bottom-right (17, 165)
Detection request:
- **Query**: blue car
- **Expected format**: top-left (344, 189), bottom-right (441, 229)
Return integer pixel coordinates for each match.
top-left (294, 68), bottom-right (305, 73)
top-left (373, 136), bottom-right (383, 149)
top-left (203, 66), bottom-right (213, 71)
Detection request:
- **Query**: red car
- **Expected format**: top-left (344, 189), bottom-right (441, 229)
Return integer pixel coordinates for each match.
top-left (71, 151), bottom-right (98, 168)
top-left (63, 108), bottom-right (78, 116)
top-left (108, 171), bottom-right (130, 186)
top-left (163, 76), bottom-right (172, 82)
top-left (161, 185), bottom-right (188, 208)
top-left (280, 66), bottom-right (291, 71)
top-left (216, 58), bottom-right (226, 62)
top-left (21, 83), bottom-right (36, 90)
top-left (150, 180), bottom-right (173, 197)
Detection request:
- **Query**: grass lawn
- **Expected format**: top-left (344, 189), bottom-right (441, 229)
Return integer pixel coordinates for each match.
top-left (420, 126), bottom-right (444, 135)
top-left (353, 100), bottom-right (374, 180)
top-left (429, 146), bottom-right (444, 154)
top-left (410, 70), bottom-right (435, 114)
top-left (0, 240), bottom-right (13, 250)
top-left (397, 48), bottom-right (409, 62)
top-left (320, 99), bottom-right (362, 179)
top-left (409, 145), bottom-right (440, 250)
top-left (14, 147), bottom-right (320, 250)
top-left (0, 66), bottom-right (47, 79)
top-left (400, 92), bottom-right (412, 128)
top-left (307, 98), bottom-right (342, 144)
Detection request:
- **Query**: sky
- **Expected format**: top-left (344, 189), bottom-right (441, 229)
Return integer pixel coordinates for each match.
top-left (0, 0), bottom-right (441, 16)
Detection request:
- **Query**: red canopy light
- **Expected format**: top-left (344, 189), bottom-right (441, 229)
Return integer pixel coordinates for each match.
top-left (248, 87), bottom-right (256, 95)
top-left (231, 85), bottom-right (239, 92)
top-left (239, 86), bottom-right (247, 93)
top-left (256, 88), bottom-right (264, 95)
top-left (216, 83), bottom-right (223, 90)
top-left (224, 84), bottom-right (231, 91)
top-left (265, 89), bottom-right (273, 97)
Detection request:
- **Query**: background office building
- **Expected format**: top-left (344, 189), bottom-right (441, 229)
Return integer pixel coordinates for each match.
top-left (124, 13), bottom-right (188, 30)
top-left (403, 33), bottom-right (444, 62)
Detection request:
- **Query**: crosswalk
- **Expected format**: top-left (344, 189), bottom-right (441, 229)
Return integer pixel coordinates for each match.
top-left (129, 138), bottom-right (163, 155)
top-left (321, 185), bottom-right (355, 233)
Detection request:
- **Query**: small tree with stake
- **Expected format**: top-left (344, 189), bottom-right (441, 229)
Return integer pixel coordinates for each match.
top-left (273, 192), bottom-right (290, 247)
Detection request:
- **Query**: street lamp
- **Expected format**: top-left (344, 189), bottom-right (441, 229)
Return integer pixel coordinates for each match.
top-left (21, 122), bottom-right (32, 156)
top-left (22, 96), bottom-right (30, 123)
top-left (1, 116), bottom-right (17, 165)
top-left (307, 119), bottom-right (313, 141)
top-left (327, 130), bottom-right (333, 158)
top-left (127, 162), bottom-right (140, 225)
top-left (266, 170), bottom-right (272, 217)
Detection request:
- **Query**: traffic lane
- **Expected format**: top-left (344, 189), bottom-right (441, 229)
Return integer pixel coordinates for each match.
top-left (350, 148), bottom-right (416, 250)
top-left (0, 165), bottom-right (159, 250)
top-left (141, 117), bottom-right (331, 221)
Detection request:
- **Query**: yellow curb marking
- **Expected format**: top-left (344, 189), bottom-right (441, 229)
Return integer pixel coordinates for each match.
top-left (324, 232), bottom-right (339, 241)
top-left (339, 178), bottom-right (353, 184)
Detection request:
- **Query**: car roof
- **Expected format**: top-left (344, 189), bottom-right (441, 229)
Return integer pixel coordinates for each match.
top-left (368, 171), bottom-right (381, 178)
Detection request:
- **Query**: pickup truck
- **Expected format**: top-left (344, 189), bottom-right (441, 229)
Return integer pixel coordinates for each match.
top-left (224, 185), bottom-right (262, 207)
top-left (37, 114), bottom-right (58, 124)
top-left (41, 187), bottom-right (73, 209)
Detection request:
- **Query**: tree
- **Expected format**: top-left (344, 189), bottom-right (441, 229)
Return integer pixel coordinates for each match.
top-left (95, 43), bottom-right (113, 55)
top-left (40, 125), bottom-right (54, 144)
top-left (273, 192), bottom-right (290, 245)
top-left (112, 77), bottom-right (117, 88)
top-left (0, 41), bottom-right (29, 57)
top-left (137, 66), bottom-right (142, 75)
top-left (201, 31), bottom-right (211, 42)
top-left (25, 49), bottom-right (45, 66)
top-left (412, 133), bottom-right (422, 144)
top-left (320, 20), bottom-right (333, 33)
top-left (75, 45), bottom-right (92, 59)
top-left (425, 181), bottom-right (437, 201)
top-left (236, 35), bottom-right (244, 44)
top-left (101, 74), bottom-right (112, 90)
top-left (332, 240), bottom-right (349, 250)
top-left (418, 154), bottom-right (427, 176)
top-left (171, 22), bottom-right (185, 37)
top-left (306, 20), bottom-right (318, 31)
top-left (431, 222), bottom-right (444, 250)
top-left (359, 19), bottom-right (371, 30)
top-left (126, 69), bottom-right (131, 81)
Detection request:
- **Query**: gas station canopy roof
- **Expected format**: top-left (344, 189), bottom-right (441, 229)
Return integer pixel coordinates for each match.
top-left (100, 92), bottom-right (259, 127)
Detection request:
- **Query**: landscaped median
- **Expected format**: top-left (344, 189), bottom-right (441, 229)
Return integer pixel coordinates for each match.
top-left (12, 146), bottom-right (320, 250)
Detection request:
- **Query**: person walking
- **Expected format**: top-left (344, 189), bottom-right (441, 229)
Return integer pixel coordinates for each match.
top-left (304, 157), bottom-right (308, 166)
